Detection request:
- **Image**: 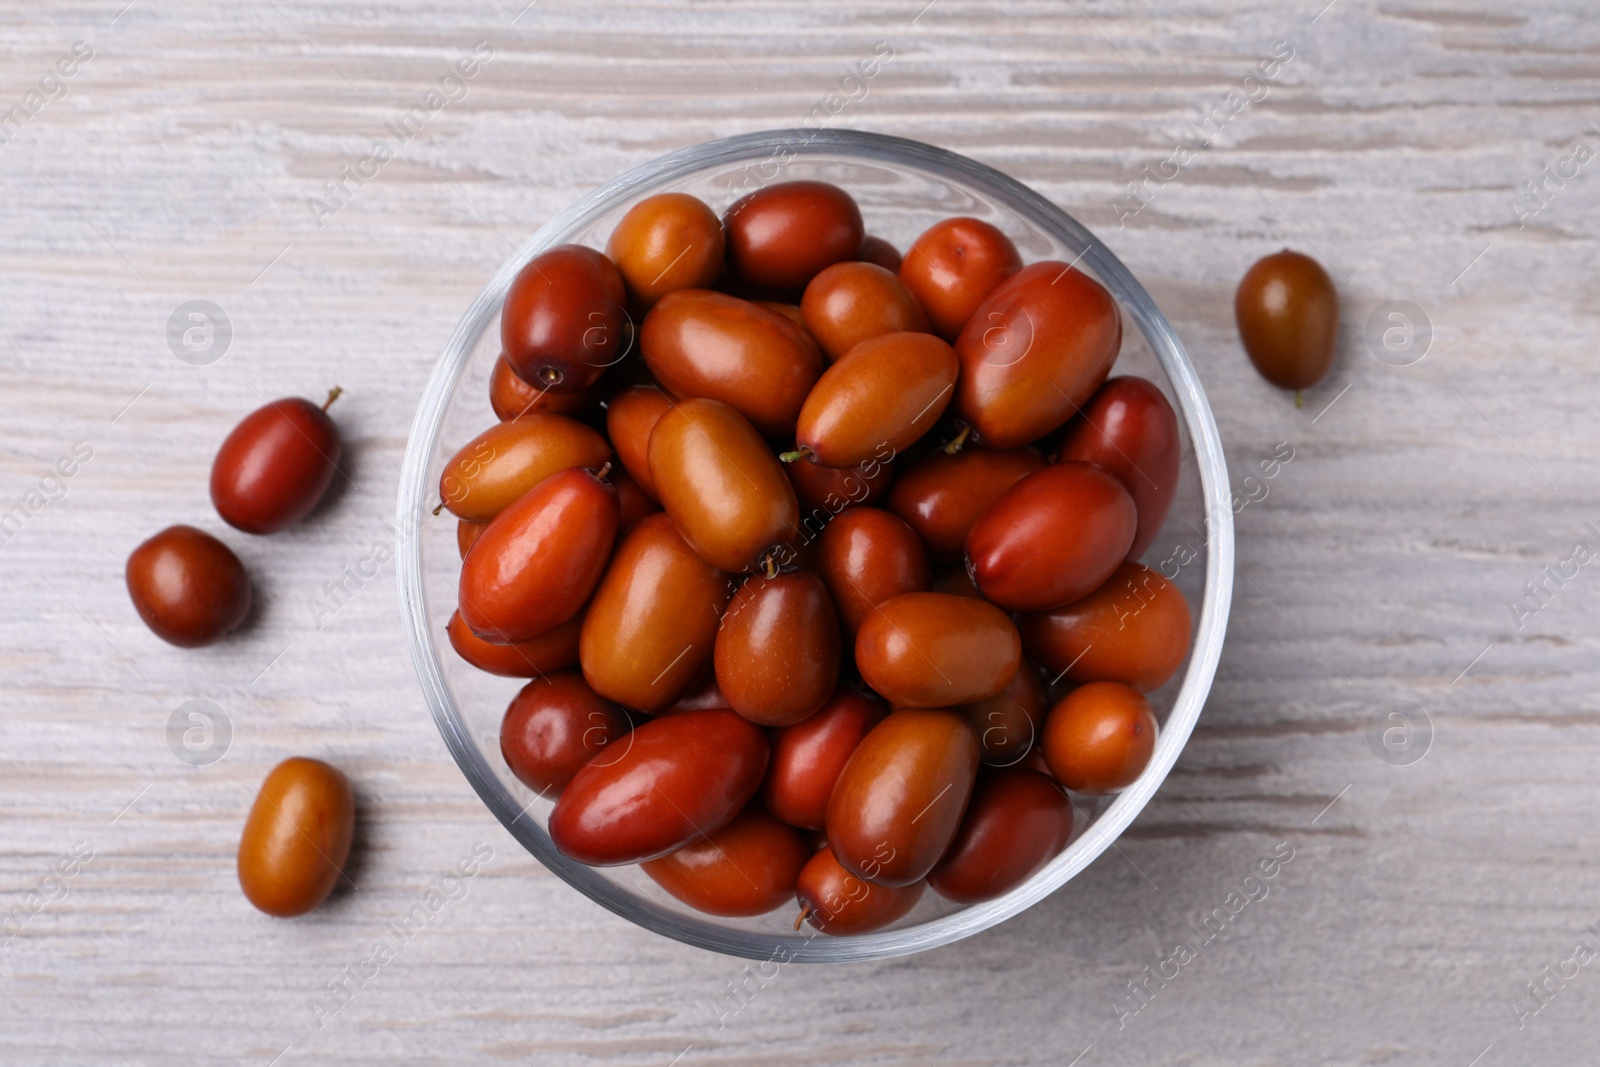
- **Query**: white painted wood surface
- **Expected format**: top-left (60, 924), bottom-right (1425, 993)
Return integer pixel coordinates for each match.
top-left (4, 1), bottom-right (1599, 1063)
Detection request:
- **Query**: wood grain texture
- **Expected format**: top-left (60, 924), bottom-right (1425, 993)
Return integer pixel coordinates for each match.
top-left (3, 1), bottom-right (1600, 1063)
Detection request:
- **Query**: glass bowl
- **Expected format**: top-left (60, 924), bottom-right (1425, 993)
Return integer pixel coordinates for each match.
top-left (397, 129), bottom-right (1234, 962)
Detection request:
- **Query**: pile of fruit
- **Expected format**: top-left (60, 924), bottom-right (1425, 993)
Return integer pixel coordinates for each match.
top-left (443, 179), bottom-right (1194, 935)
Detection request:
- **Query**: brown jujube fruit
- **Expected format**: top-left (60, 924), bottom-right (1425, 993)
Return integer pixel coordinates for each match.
top-left (795, 846), bottom-right (924, 935)
top-left (899, 216), bottom-right (1022, 341)
top-left (1041, 682), bottom-right (1158, 795)
top-left (886, 446), bottom-right (1044, 563)
top-left (125, 525), bottom-right (251, 648)
top-left (954, 261), bottom-right (1121, 448)
top-left (499, 673), bottom-right (631, 795)
top-left (458, 466), bottom-right (617, 644)
top-left (490, 354), bottom-right (601, 421)
top-left (1056, 376), bottom-right (1180, 559)
top-left (456, 519), bottom-right (487, 559)
top-left (855, 592), bottom-right (1021, 708)
top-left (927, 768), bottom-right (1073, 904)
top-left (655, 670), bottom-right (728, 716)
top-left (965, 462), bottom-right (1137, 612)
top-left (612, 467), bottom-right (658, 531)
top-left (548, 709), bottom-right (768, 865)
top-left (647, 398), bottom-right (799, 573)
top-left (1019, 561), bottom-right (1192, 692)
top-left (604, 384), bottom-right (675, 500)
top-left (580, 513), bottom-right (731, 711)
top-left (724, 180), bottom-right (864, 291)
top-left (958, 661), bottom-right (1047, 766)
top-left (787, 452), bottom-right (893, 513)
top-left (446, 609), bottom-right (580, 677)
top-left (816, 507), bottom-right (931, 640)
top-left (793, 332), bottom-right (958, 468)
top-left (714, 570), bottom-right (841, 727)
top-left (642, 806), bottom-right (809, 917)
top-left (800, 261), bottom-right (930, 363)
top-left (438, 415), bottom-right (611, 522)
top-left (826, 707), bottom-right (979, 887)
top-left (857, 235), bottom-right (902, 273)
top-left (501, 244), bottom-right (628, 394)
top-left (761, 690), bottom-right (886, 830)
top-left (640, 289), bottom-right (821, 438)
top-left (211, 393), bottom-right (342, 534)
top-left (606, 192), bottom-right (725, 307)
top-left (237, 757), bottom-right (355, 918)
top-left (1235, 249), bottom-right (1339, 393)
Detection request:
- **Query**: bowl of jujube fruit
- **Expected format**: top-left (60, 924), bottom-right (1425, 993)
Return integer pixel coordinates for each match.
top-left (398, 129), bottom-right (1233, 961)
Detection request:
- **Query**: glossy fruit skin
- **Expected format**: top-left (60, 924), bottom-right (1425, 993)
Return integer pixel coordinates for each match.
top-left (1019, 561), bottom-right (1191, 692)
top-left (490, 353), bottom-right (601, 421)
top-left (237, 757), bottom-right (354, 918)
top-left (899, 217), bottom-right (1023, 341)
top-left (724, 181), bottom-right (864, 291)
top-left (580, 513), bottom-right (731, 711)
top-left (125, 525), bottom-right (251, 647)
top-left (458, 466), bottom-right (618, 644)
top-left (856, 592), bottom-right (1021, 708)
top-left (500, 673), bottom-right (631, 795)
top-left (456, 519), bottom-right (487, 559)
top-left (796, 846), bottom-right (924, 935)
top-left (762, 690), bottom-right (887, 830)
top-left (1235, 249), bottom-right (1339, 391)
top-left (439, 414), bottom-right (611, 522)
top-left (1056, 377), bottom-right (1180, 560)
top-left (648, 398), bottom-right (800, 573)
top-left (788, 452), bottom-right (893, 515)
top-left (604, 384), bottom-right (675, 499)
top-left (548, 709), bottom-right (769, 866)
top-left (966, 462), bottom-right (1137, 612)
top-left (447, 609), bottom-right (580, 676)
top-left (794, 332), bottom-right (958, 468)
top-left (800, 262), bottom-right (930, 363)
top-left (958, 661), bottom-right (1047, 766)
top-left (1041, 682), bottom-right (1158, 795)
top-left (886, 446), bottom-right (1044, 563)
top-left (827, 707), bottom-right (979, 887)
top-left (715, 570), bottom-right (841, 727)
top-left (927, 768), bottom-right (1073, 904)
top-left (605, 192), bottom-right (725, 307)
top-left (501, 244), bottom-right (628, 394)
top-left (857, 235), bottom-right (902, 273)
top-left (210, 397), bottom-right (341, 534)
top-left (640, 290), bottom-right (821, 438)
top-left (954, 261), bottom-right (1122, 448)
top-left (816, 507), bottom-right (930, 641)
top-left (642, 806), bottom-right (809, 917)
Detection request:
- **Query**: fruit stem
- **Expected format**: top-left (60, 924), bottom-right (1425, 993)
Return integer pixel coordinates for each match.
top-left (777, 446), bottom-right (813, 465)
top-left (793, 904), bottom-right (811, 931)
top-left (593, 460), bottom-right (613, 482)
top-left (432, 501), bottom-right (444, 516)
top-left (942, 422), bottom-right (972, 454)
top-left (323, 386), bottom-right (343, 412)
top-left (1294, 389), bottom-right (1303, 409)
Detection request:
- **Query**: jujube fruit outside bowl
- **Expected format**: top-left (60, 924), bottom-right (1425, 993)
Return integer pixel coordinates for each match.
top-left (397, 129), bottom-right (1234, 962)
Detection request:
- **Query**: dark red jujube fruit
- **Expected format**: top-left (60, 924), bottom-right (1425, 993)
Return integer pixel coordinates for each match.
top-left (210, 392), bottom-right (342, 534)
top-left (548, 709), bottom-right (769, 866)
top-left (501, 244), bottom-right (628, 395)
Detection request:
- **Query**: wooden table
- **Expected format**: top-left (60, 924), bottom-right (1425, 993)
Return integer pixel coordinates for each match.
top-left (4, 2), bottom-right (1597, 1063)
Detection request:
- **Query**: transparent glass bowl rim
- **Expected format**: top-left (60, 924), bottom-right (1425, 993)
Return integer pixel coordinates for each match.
top-left (396, 128), bottom-right (1235, 963)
